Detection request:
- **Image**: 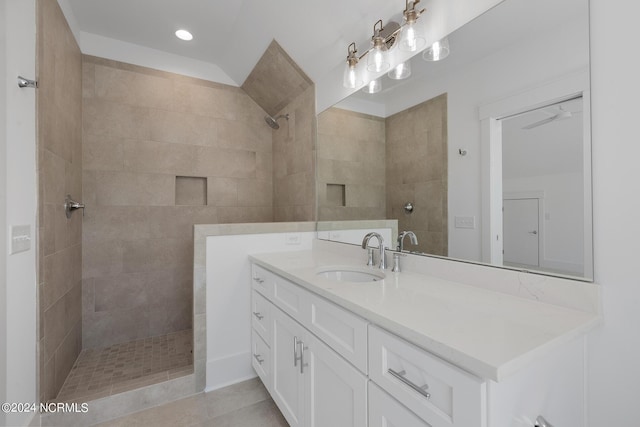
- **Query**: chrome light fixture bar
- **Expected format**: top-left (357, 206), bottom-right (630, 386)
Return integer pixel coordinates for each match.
top-left (342, 0), bottom-right (426, 88)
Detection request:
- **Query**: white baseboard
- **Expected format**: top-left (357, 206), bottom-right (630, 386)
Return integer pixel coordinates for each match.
top-left (205, 351), bottom-right (256, 392)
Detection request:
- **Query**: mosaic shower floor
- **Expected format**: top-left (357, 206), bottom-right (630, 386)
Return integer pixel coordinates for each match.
top-left (55, 329), bottom-right (193, 403)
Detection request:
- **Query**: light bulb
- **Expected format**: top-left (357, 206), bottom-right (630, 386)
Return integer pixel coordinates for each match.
top-left (362, 79), bottom-right (382, 94)
top-left (343, 42), bottom-right (363, 88)
top-left (367, 45), bottom-right (390, 73)
top-left (388, 61), bottom-right (411, 80)
top-left (175, 29), bottom-right (193, 41)
top-left (423, 38), bottom-right (450, 61)
top-left (343, 63), bottom-right (362, 89)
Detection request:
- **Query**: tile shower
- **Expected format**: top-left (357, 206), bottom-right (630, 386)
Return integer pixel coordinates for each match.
top-left (37, 0), bottom-right (316, 407)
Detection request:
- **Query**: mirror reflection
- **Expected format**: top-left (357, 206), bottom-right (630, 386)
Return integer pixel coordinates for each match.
top-left (316, 0), bottom-right (592, 280)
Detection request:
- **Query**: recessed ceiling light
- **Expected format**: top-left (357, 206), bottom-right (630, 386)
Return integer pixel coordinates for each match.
top-left (175, 29), bottom-right (193, 41)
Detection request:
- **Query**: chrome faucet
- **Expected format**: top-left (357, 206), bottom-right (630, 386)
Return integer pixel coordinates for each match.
top-left (396, 231), bottom-right (418, 252)
top-left (392, 231), bottom-right (419, 273)
top-left (361, 232), bottom-right (386, 270)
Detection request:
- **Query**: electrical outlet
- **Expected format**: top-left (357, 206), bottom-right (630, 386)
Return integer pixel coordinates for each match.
top-left (285, 233), bottom-right (302, 245)
top-left (454, 216), bottom-right (476, 229)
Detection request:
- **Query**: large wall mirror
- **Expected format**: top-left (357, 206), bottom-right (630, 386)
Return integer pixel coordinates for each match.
top-left (316, 0), bottom-right (593, 281)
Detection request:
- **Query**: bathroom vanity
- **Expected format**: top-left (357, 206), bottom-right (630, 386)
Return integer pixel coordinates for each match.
top-left (248, 240), bottom-right (601, 427)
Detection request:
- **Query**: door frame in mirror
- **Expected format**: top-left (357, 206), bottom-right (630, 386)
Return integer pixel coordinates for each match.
top-left (479, 69), bottom-right (593, 280)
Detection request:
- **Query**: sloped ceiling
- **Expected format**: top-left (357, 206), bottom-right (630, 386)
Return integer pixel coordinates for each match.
top-left (62, 0), bottom-right (405, 86)
top-left (241, 40), bottom-right (313, 116)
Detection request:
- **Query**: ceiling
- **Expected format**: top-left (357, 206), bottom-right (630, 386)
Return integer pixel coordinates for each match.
top-left (343, 0), bottom-right (588, 113)
top-left (62, 0), bottom-right (408, 86)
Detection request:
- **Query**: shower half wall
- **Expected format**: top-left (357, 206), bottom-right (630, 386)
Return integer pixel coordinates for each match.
top-left (81, 56), bottom-right (275, 348)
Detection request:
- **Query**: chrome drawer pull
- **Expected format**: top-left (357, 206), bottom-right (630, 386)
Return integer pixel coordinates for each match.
top-left (388, 368), bottom-right (431, 400)
top-left (253, 277), bottom-right (265, 284)
top-left (294, 336), bottom-right (300, 367)
top-left (253, 353), bottom-right (264, 364)
top-left (252, 311), bottom-right (264, 320)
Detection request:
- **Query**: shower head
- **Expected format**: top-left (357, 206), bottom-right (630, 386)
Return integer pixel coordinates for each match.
top-left (265, 114), bottom-right (289, 129)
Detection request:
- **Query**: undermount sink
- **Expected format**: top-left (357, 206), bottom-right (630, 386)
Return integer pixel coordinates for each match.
top-left (316, 266), bottom-right (385, 283)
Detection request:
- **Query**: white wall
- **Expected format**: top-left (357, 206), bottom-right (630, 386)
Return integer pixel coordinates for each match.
top-left (384, 16), bottom-right (589, 263)
top-left (588, 1), bottom-right (640, 426)
top-left (504, 174), bottom-right (584, 275)
top-left (0, 0), bottom-right (8, 416)
top-left (1, 0), bottom-right (38, 426)
top-left (205, 231), bottom-right (316, 391)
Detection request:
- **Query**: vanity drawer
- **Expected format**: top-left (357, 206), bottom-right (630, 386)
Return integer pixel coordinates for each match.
top-left (251, 328), bottom-right (271, 391)
top-left (272, 273), bottom-right (307, 321)
top-left (307, 292), bottom-right (368, 373)
top-left (251, 290), bottom-right (272, 344)
top-left (369, 381), bottom-right (431, 427)
top-left (369, 326), bottom-right (486, 427)
top-left (252, 264), bottom-right (274, 298)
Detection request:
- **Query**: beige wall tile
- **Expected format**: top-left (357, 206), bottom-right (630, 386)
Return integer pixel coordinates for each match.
top-left (194, 147), bottom-right (256, 179)
top-left (176, 176), bottom-right (207, 206)
top-left (82, 240), bottom-right (123, 280)
top-left (92, 171), bottom-right (175, 206)
top-left (123, 139), bottom-right (197, 175)
top-left (121, 238), bottom-right (192, 274)
top-left (42, 244), bottom-right (82, 310)
top-left (148, 109), bottom-right (218, 147)
top-left (83, 98), bottom-right (151, 141)
top-left (83, 134), bottom-right (124, 171)
top-left (237, 179), bottom-right (273, 207)
top-left (94, 64), bottom-right (173, 110)
top-left (174, 81), bottom-right (239, 120)
top-left (207, 178), bottom-right (238, 207)
top-left (83, 308), bottom-right (150, 349)
top-left (93, 272), bottom-right (149, 312)
top-left (217, 207), bottom-right (274, 224)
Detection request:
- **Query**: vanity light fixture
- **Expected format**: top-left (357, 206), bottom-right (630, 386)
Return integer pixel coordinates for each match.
top-left (423, 37), bottom-right (450, 61)
top-left (362, 79), bottom-right (382, 94)
top-left (398, 0), bottom-right (426, 52)
top-left (388, 61), bottom-right (411, 80)
top-left (343, 43), bottom-right (363, 88)
top-left (367, 20), bottom-right (391, 73)
top-left (175, 29), bottom-right (194, 41)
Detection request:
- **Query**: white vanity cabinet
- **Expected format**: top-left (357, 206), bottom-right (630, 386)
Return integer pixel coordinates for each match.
top-left (250, 261), bottom-right (588, 427)
top-left (252, 264), bottom-right (368, 427)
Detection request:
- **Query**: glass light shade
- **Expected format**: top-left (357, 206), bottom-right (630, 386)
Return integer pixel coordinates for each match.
top-left (423, 37), bottom-right (450, 61)
top-left (398, 22), bottom-right (426, 52)
top-left (366, 46), bottom-right (390, 73)
top-left (388, 61), bottom-right (411, 80)
top-left (362, 79), bottom-right (382, 94)
top-left (343, 62), bottom-right (363, 89)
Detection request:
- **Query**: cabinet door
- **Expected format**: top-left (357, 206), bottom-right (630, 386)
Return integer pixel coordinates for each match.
top-left (304, 333), bottom-right (368, 427)
top-left (369, 382), bottom-right (431, 427)
top-left (272, 306), bottom-right (305, 427)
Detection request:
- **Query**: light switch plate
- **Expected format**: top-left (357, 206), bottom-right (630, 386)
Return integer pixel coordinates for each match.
top-left (11, 225), bottom-right (31, 254)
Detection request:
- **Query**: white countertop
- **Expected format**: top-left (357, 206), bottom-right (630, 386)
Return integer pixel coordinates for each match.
top-left (249, 247), bottom-right (601, 382)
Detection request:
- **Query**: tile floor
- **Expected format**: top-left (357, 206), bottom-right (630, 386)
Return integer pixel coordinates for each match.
top-left (56, 330), bottom-right (193, 403)
top-left (94, 378), bottom-right (287, 427)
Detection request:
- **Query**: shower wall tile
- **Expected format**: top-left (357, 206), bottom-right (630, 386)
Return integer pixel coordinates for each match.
top-left (83, 134), bottom-right (125, 171)
top-left (316, 108), bottom-right (386, 221)
top-left (386, 93), bottom-right (448, 256)
top-left (94, 64), bottom-right (174, 110)
top-left (91, 171), bottom-right (176, 206)
top-left (207, 177), bottom-right (238, 207)
top-left (272, 85), bottom-right (316, 222)
top-left (82, 56), bottom-right (273, 348)
top-left (148, 109), bottom-right (218, 147)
